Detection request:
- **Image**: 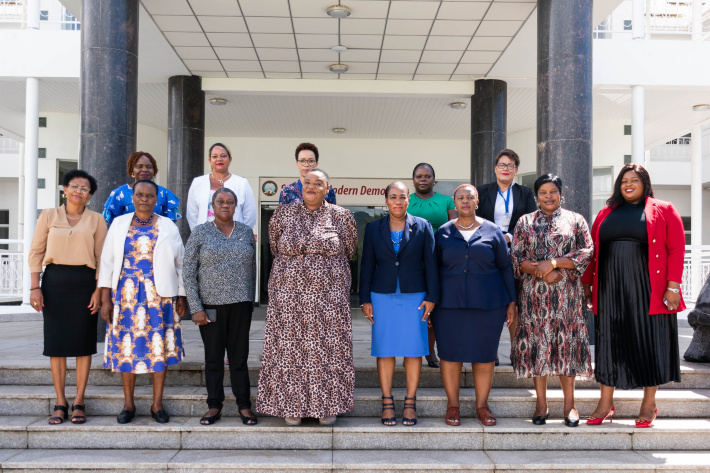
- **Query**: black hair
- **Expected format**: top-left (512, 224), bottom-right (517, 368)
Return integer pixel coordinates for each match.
top-left (385, 181), bottom-right (409, 196)
top-left (412, 162), bottom-right (435, 179)
top-left (212, 187), bottom-right (238, 206)
top-left (295, 142), bottom-right (319, 161)
top-left (307, 167), bottom-right (330, 185)
top-left (533, 174), bottom-right (563, 195)
top-left (62, 169), bottom-right (98, 195)
top-left (133, 179), bottom-right (159, 195)
top-left (209, 143), bottom-right (232, 159)
top-left (607, 163), bottom-right (654, 207)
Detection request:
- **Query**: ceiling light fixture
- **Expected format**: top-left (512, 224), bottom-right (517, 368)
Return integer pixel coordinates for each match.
top-left (331, 45), bottom-right (347, 53)
top-left (210, 98), bottom-right (227, 105)
top-left (449, 102), bottom-right (467, 110)
top-left (692, 104), bottom-right (710, 112)
top-left (327, 5), bottom-right (351, 18)
top-left (332, 127), bottom-right (346, 134)
top-left (329, 63), bottom-right (349, 73)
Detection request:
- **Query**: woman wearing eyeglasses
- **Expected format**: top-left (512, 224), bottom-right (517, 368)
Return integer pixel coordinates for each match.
top-left (278, 142), bottom-right (337, 205)
top-left (29, 170), bottom-right (107, 425)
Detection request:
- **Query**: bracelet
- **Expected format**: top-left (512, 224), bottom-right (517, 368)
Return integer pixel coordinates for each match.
top-left (30, 287), bottom-right (41, 291)
top-left (666, 287), bottom-right (680, 294)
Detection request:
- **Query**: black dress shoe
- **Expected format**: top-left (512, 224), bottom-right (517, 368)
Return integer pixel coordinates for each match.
top-left (564, 413), bottom-right (580, 427)
top-left (117, 409), bottom-right (135, 424)
top-left (151, 408), bottom-right (170, 423)
top-left (532, 410), bottom-right (549, 425)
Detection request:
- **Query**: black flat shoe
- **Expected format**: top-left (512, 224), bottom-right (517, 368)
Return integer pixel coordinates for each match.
top-left (151, 408), bottom-right (170, 424)
top-left (116, 409), bottom-right (135, 424)
top-left (200, 409), bottom-right (222, 425)
top-left (564, 411), bottom-right (580, 427)
top-left (532, 410), bottom-right (549, 425)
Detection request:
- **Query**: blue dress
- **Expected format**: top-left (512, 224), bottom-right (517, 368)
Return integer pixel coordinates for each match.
top-left (103, 223), bottom-right (183, 373)
top-left (102, 183), bottom-right (181, 225)
top-left (370, 231), bottom-right (429, 357)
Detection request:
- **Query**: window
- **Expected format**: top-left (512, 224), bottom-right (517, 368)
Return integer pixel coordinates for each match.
top-left (682, 217), bottom-right (691, 245)
top-left (38, 178), bottom-right (46, 189)
top-left (623, 20), bottom-right (632, 31)
top-left (624, 125), bottom-right (632, 135)
top-left (592, 167), bottom-right (614, 218)
top-left (40, 10), bottom-right (48, 21)
top-left (38, 148), bottom-right (46, 159)
top-left (0, 210), bottom-right (8, 250)
top-left (517, 172), bottom-right (537, 190)
top-left (39, 117), bottom-right (47, 127)
top-left (624, 154), bottom-right (632, 164)
top-left (57, 160), bottom-right (78, 206)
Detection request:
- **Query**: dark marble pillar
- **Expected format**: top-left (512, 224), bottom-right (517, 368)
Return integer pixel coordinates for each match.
top-left (79, 0), bottom-right (139, 213)
top-left (537, 0), bottom-right (593, 224)
top-left (470, 79), bottom-right (507, 187)
top-left (168, 75), bottom-right (205, 242)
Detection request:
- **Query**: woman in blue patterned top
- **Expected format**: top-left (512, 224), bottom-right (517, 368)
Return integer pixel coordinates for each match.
top-left (102, 151), bottom-right (180, 225)
top-left (278, 142), bottom-right (337, 205)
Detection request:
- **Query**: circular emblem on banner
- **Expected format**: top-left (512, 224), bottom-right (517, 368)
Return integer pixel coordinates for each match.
top-left (262, 180), bottom-right (278, 196)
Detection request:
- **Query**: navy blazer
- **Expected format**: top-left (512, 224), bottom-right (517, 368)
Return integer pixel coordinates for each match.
top-left (477, 182), bottom-right (537, 236)
top-left (359, 213), bottom-right (439, 305)
top-left (435, 219), bottom-right (515, 310)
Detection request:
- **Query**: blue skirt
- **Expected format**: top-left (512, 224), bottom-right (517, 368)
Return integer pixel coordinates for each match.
top-left (432, 306), bottom-right (506, 363)
top-left (371, 281), bottom-right (428, 357)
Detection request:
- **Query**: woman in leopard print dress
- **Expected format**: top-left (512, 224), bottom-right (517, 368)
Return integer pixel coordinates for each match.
top-left (256, 169), bottom-right (357, 426)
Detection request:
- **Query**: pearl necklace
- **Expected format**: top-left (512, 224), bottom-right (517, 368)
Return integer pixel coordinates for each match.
top-left (211, 173), bottom-right (231, 187)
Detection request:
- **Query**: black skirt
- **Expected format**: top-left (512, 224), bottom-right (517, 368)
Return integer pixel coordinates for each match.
top-left (42, 264), bottom-right (98, 357)
top-left (595, 240), bottom-right (681, 389)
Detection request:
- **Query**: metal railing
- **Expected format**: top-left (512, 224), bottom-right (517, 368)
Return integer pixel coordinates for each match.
top-left (0, 0), bottom-right (79, 30)
top-left (0, 135), bottom-right (20, 155)
top-left (0, 239), bottom-right (23, 298)
top-left (650, 136), bottom-right (692, 162)
top-left (683, 245), bottom-right (710, 303)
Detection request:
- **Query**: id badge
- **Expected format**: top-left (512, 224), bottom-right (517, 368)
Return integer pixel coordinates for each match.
top-left (501, 216), bottom-right (511, 227)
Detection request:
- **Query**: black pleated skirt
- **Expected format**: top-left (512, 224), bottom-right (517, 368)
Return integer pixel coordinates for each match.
top-left (595, 240), bottom-right (681, 389)
top-left (42, 264), bottom-right (98, 357)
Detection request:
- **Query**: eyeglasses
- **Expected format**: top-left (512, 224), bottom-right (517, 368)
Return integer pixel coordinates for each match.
top-left (214, 199), bottom-right (236, 207)
top-left (496, 163), bottom-right (517, 170)
top-left (68, 184), bottom-right (91, 194)
top-left (297, 159), bottom-right (317, 166)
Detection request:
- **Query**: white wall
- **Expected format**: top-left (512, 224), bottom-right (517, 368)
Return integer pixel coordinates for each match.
top-left (0, 178), bottom-right (19, 240)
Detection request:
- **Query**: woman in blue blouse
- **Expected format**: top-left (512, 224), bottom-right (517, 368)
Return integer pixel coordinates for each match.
top-left (278, 142), bottom-right (336, 205)
top-left (432, 184), bottom-right (516, 427)
top-left (102, 152), bottom-right (180, 225)
top-left (360, 181), bottom-right (439, 426)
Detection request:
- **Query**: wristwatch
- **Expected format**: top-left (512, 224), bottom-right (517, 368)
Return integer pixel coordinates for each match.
top-left (550, 258), bottom-right (557, 269)
top-left (666, 287), bottom-right (680, 294)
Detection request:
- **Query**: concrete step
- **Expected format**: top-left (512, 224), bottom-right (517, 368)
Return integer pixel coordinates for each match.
top-left (1, 448), bottom-right (709, 471)
top-left (2, 363), bottom-right (709, 389)
top-left (0, 386), bottom-right (708, 419)
top-left (1, 416), bottom-right (710, 451)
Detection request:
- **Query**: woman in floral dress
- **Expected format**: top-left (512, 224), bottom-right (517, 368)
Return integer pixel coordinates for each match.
top-left (511, 174), bottom-right (593, 428)
top-left (257, 169), bottom-right (357, 426)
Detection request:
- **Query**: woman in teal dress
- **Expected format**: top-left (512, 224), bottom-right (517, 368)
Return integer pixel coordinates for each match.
top-left (102, 151), bottom-right (180, 225)
top-left (99, 180), bottom-right (188, 425)
top-left (408, 162), bottom-right (456, 367)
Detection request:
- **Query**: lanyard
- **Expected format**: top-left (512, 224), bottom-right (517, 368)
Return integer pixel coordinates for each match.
top-left (497, 186), bottom-right (511, 215)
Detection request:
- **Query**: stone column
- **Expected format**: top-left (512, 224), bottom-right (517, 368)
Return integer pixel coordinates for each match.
top-left (470, 79), bottom-right (507, 187)
top-left (168, 75), bottom-right (205, 242)
top-left (537, 0), bottom-right (593, 224)
top-left (79, 0), bottom-right (139, 213)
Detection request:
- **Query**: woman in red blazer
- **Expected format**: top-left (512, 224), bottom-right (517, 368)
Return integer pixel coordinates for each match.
top-left (583, 164), bottom-right (685, 428)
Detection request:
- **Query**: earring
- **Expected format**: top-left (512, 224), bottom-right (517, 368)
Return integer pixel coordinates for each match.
top-left (62, 193), bottom-right (66, 198)
top-left (85, 200), bottom-right (91, 206)
top-left (131, 173), bottom-right (135, 178)
top-left (560, 196), bottom-right (566, 205)
top-left (476, 204), bottom-right (479, 209)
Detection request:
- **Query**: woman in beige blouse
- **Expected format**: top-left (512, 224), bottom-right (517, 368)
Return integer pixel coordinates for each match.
top-left (29, 170), bottom-right (107, 425)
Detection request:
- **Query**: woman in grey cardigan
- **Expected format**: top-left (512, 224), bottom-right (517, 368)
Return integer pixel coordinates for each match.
top-left (183, 188), bottom-right (257, 425)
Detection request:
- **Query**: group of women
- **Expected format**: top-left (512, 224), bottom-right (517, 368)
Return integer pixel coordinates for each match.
top-left (29, 142), bottom-right (685, 430)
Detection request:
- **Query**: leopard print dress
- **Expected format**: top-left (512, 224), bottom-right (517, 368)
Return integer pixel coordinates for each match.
top-left (256, 201), bottom-right (358, 418)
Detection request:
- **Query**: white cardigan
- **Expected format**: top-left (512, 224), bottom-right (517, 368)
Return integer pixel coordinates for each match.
top-left (98, 213), bottom-right (186, 297)
top-left (186, 174), bottom-right (257, 230)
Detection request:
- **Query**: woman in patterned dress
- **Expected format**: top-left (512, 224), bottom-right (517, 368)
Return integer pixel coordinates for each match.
top-left (511, 174), bottom-right (594, 428)
top-left (99, 180), bottom-right (188, 424)
top-left (102, 151), bottom-right (180, 226)
top-left (257, 168), bottom-right (357, 426)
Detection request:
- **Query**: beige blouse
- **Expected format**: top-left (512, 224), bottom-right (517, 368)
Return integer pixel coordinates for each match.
top-left (28, 206), bottom-right (108, 277)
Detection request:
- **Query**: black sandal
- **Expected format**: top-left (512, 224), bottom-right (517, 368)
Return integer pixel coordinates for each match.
top-left (200, 409), bottom-right (222, 425)
top-left (48, 404), bottom-right (68, 424)
top-left (403, 396), bottom-right (418, 426)
top-left (381, 395), bottom-right (396, 426)
top-left (71, 404), bottom-right (86, 424)
top-left (239, 409), bottom-right (257, 425)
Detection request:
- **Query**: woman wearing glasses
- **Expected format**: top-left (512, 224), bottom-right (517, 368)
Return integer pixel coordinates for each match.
top-left (102, 152), bottom-right (180, 226)
top-left (279, 142), bottom-right (337, 205)
top-left (29, 170), bottom-right (107, 425)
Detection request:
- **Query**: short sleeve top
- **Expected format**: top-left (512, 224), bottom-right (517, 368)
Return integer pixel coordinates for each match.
top-left (408, 192), bottom-right (455, 232)
top-left (102, 183), bottom-right (180, 226)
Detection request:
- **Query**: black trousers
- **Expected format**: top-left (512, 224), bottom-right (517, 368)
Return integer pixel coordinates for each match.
top-left (199, 301), bottom-right (253, 410)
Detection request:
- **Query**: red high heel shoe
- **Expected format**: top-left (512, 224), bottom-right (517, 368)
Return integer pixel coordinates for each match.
top-left (585, 406), bottom-right (615, 425)
top-left (635, 408), bottom-right (658, 428)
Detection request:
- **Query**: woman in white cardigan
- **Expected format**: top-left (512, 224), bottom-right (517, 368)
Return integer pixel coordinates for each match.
top-left (99, 180), bottom-right (188, 425)
top-left (186, 143), bottom-right (257, 230)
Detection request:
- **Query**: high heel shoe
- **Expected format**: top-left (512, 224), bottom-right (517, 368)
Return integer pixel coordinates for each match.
top-left (635, 408), bottom-right (658, 428)
top-left (402, 396), bottom-right (417, 426)
top-left (381, 395), bottom-right (396, 426)
top-left (532, 408), bottom-right (549, 425)
top-left (586, 406), bottom-right (615, 425)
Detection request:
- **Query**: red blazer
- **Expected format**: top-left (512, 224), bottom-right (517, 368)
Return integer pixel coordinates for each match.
top-left (582, 196), bottom-right (686, 315)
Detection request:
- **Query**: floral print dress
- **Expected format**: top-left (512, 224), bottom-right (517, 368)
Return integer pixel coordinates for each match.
top-left (511, 208), bottom-right (594, 379)
top-left (104, 222), bottom-right (183, 373)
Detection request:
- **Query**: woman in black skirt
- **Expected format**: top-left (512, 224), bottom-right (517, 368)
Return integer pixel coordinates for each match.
top-left (29, 170), bottom-right (107, 424)
top-left (583, 164), bottom-right (685, 428)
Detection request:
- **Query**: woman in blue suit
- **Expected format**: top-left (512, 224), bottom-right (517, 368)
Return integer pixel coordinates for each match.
top-left (433, 184), bottom-right (516, 427)
top-left (360, 181), bottom-right (439, 427)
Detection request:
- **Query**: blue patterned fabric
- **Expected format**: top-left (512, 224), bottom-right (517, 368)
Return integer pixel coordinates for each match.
top-left (103, 223), bottom-right (183, 373)
top-left (278, 180), bottom-right (337, 206)
top-left (102, 183), bottom-right (181, 225)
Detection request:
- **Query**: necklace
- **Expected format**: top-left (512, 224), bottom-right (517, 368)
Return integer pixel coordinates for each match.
top-left (456, 219), bottom-right (477, 230)
top-left (134, 214), bottom-right (153, 225)
top-left (64, 204), bottom-right (84, 220)
top-left (211, 173), bottom-right (231, 187)
top-left (213, 220), bottom-right (236, 238)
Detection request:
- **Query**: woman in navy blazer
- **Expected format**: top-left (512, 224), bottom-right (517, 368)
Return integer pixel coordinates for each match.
top-left (433, 184), bottom-right (516, 427)
top-left (360, 181), bottom-right (439, 426)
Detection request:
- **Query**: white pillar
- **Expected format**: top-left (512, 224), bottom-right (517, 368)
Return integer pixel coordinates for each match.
top-left (18, 142), bottom-right (24, 240)
top-left (632, 0), bottom-right (645, 40)
top-left (692, 0), bottom-right (703, 41)
top-left (22, 78), bottom-right (39, 305)
top-left (690, 124), bottom-right (703, 301)
top-left (26, 0), bottom-right (39, 30)
top-left (632, 85), bottom-right (645, 166)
